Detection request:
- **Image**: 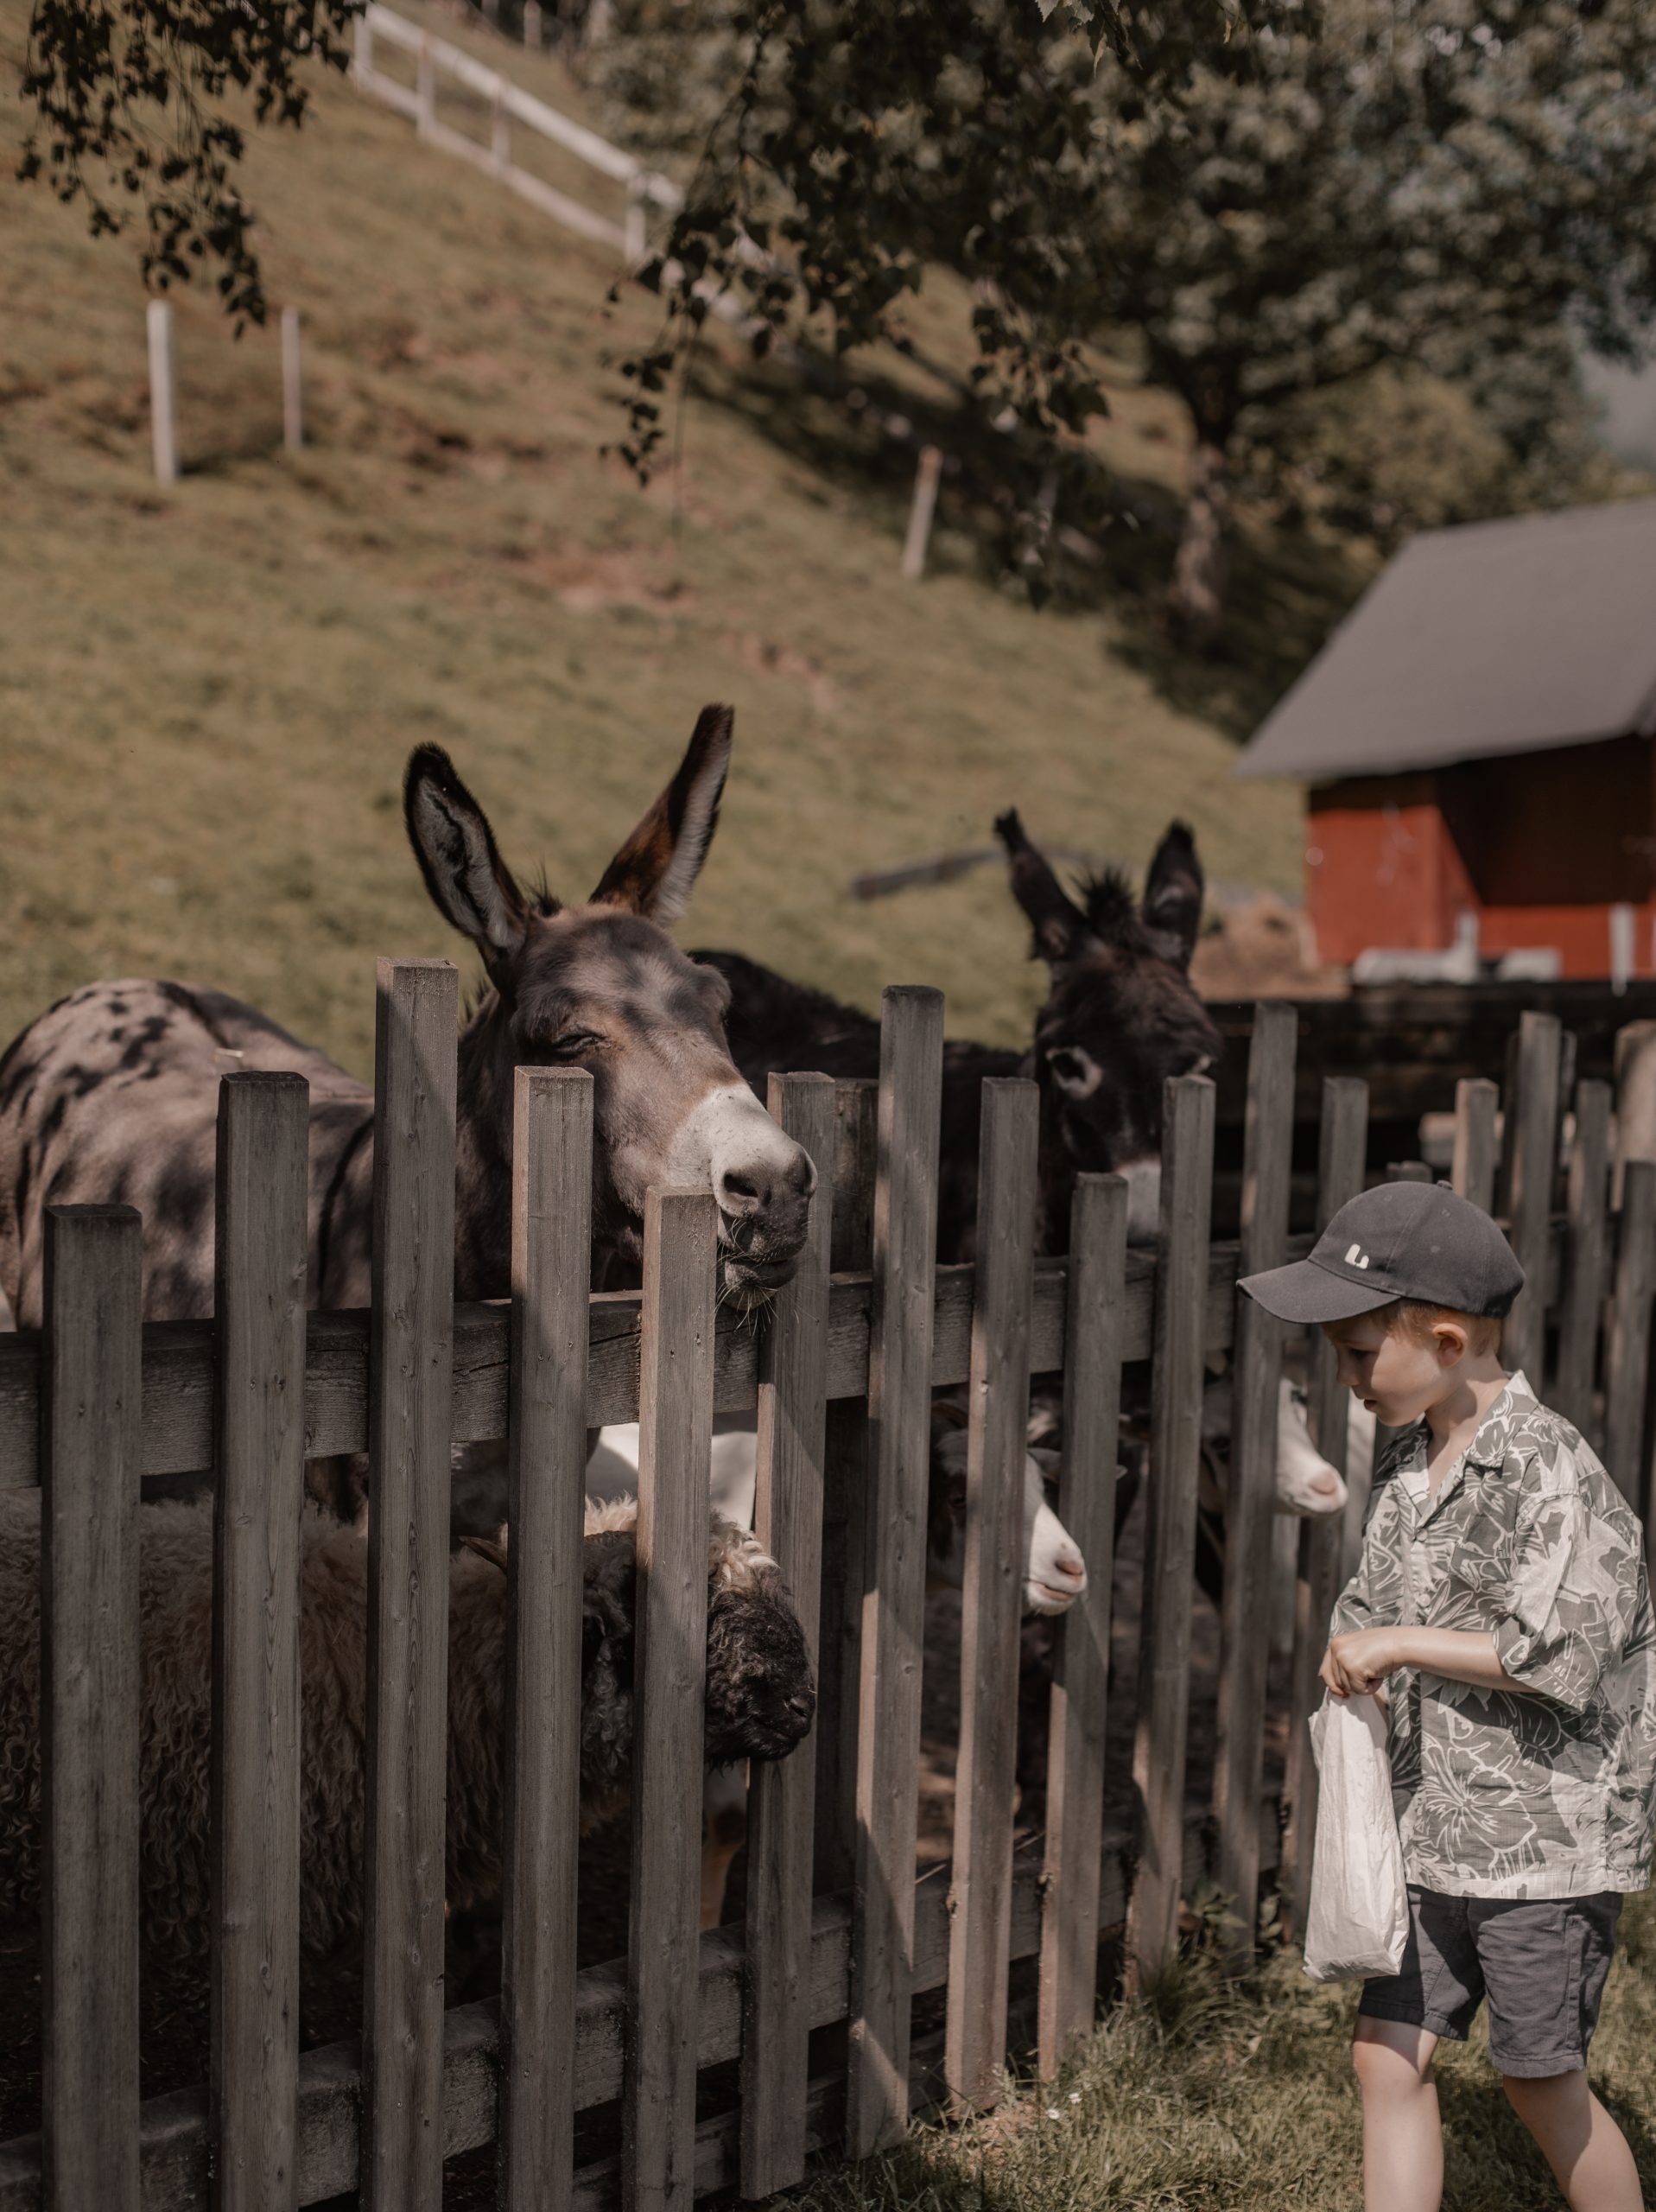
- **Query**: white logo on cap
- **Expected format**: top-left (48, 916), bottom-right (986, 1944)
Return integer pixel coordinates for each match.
top-left (1345, 1243), bottom-right (1371, 1269)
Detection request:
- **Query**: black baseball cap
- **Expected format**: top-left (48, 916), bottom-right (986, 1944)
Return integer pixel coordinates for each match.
top-left (1239, 1180), bottom-right (1524, 1326)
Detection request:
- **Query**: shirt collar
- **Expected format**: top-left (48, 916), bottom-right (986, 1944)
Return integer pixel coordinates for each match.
top-left (1388, 1370), bottom-right (1528, 1523)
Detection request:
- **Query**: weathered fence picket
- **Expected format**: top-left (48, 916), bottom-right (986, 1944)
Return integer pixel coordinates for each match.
top-left (1213, 1001), bottom-right (1296, 1972)
top-left (212, 1074), bottom-right (309, 2212)
top-left (625, 1189), bottom-right (720, 2212)
top-left (847, 989), bottom-right (944, 2156)
top-left (741, 1073), bottom-right (835, 2199)
top-left (1037, 1171), bottom-right (1127, 2074)
top-left (1603, 1159), bottom-right (1656, 1510)
top-left (1504, 1012), bottom-right (1564, 1384)
top-left (499, 1068), bottom-right (594, 2212)
top-left (945, 1077), bottom-right (1040, 2107)
top-left (1280, 1076), bottom-right (1368, 1933)
top-left (814, 1077), bottom-right (878, 1901)
top-left (1557, 1080), bottom-right (1611, 1442)
top-left (1128, 1074), bottom-right (1215, 1988)
top-left (1451, 1076), bottom-right (1500, 1211)
top-left (41, 1205), bottom-right (143, 2212)
top-left (362, 959), bottom-right (459, 2212)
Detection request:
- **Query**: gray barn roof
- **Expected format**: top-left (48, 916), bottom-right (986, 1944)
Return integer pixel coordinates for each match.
top-left (1237, 496), bottom-right (1656, 781)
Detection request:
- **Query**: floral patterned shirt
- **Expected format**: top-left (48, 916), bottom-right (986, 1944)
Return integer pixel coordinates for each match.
top-left (1330, 1372), bottom-right (1656, 1899)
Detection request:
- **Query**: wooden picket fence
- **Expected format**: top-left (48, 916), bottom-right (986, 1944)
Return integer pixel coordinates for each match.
top-left (0, 971), bottom-right (1653, 2212)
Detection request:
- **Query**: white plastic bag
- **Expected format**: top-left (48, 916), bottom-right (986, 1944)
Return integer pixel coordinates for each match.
top-left (1301, 1691), bottom-right (1409, 1983)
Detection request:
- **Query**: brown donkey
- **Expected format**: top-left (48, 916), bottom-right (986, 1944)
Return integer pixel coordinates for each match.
top-left (0, 706), bottom-right (815, 1333)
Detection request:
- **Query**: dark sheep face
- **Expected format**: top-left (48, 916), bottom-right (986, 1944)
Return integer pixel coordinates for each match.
top-left (579, 1524), bottom-right (815, 1790)
top-left (704, 1573), bottom-right (816, 1766)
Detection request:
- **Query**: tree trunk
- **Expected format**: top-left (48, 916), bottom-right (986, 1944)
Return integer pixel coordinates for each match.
top-left (1166, 431), bottom-right (1234, 651)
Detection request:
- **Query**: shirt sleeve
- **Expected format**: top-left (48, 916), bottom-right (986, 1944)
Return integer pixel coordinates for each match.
top-left (1329, 1552), bottom-right (1374, 1639)
top-left (1492, 1475), bottom-right (1643, 1712)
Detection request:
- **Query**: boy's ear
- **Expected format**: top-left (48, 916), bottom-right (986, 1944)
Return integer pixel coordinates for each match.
top-left (1431, 1319), bottom-right (1469, 1366)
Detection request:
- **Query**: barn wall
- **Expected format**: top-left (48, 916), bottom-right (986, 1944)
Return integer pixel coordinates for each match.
top-left (1305, 738), bottom-right (1656, 976)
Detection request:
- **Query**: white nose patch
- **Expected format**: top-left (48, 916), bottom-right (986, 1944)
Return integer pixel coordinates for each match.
top-left (1121, 1157), bottom-right (1162, 1244)
top-left (665, 1083), bottom-right (812, 1213)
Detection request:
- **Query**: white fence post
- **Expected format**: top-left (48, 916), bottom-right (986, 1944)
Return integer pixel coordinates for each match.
top-left (491, 76), bottom-right (511, 171)
top-left (354, 6), bottom-right (371, 78)
top-left (416, 33), bottom-right (434, 132)
top-left (624, 175), bottom-right (647, 264)
top-left (147, 298), bottom-right (178, 486)
top-left (523, 0), bottom-right (542, 48)
top-left (281, 308), bottom-right (303, 453)
top-left (900, 444), bottom-right (942, 581)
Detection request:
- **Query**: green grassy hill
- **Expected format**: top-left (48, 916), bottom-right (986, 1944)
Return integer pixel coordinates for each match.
top-left (0, 0), bottom-right (1313, 1077)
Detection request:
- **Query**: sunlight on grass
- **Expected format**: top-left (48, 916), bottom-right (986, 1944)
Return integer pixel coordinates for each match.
top-left (792, 1895), bottom-right (1656, 2212)
top-left (0, 0), bottom-right (1309, 1078)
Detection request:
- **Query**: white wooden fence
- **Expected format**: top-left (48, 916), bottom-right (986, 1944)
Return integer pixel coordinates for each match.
top-left (351, 3), bottom-right (680, 260)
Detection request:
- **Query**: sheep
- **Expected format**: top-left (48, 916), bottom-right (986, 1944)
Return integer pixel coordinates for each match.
top-left (0, 1489), bottom-right (814, 1967)
top-left (584, 1402), bottom-right (1090, 1926)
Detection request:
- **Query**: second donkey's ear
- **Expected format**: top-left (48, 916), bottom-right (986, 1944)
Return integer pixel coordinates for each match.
top-left (995, 809), bottom-right (1094, 969)
top-left (1140, 819), bottom-right (1203, 969)
top-left (404, 745), bottom-right (534, 985)
top-left (590, 704), bottom-right (733, 925)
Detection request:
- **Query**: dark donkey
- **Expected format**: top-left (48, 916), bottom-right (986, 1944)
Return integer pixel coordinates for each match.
top-left (0, 706), bottom-right (816, 1341)
top-left (695, 810), bottom-right (1221, 1262)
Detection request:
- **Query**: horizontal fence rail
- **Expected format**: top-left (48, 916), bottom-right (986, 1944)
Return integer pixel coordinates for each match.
top-left (3, 976), bottom-right (1653, 2212)
top-left (352, 3), bottom-right (679, 258)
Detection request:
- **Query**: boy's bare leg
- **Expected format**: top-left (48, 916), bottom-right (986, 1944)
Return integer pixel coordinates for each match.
top-left (1354, 2017), bottom-right (1443, 2212)
top-left (1502, 2070), bottom-right (1644, 2211)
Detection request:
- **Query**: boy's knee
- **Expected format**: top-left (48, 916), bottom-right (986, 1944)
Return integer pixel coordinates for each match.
top-left (1502, 2065), bottom-right (1588, 2115)
top-left (1353, 2017), bottom-right (1435, 2094)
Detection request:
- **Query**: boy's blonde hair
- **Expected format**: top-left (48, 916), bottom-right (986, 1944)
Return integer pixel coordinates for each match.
top-left (1386, 1300), bottom-right (1503, 1358)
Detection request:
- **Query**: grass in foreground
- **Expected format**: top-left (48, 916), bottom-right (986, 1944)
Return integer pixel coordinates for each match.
top-left (792, 1894), bottom-right (1656, 2212)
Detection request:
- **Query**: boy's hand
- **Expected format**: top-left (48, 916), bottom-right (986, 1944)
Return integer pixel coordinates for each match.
top-left (1321, 1627), bottom-right (1407, 1699)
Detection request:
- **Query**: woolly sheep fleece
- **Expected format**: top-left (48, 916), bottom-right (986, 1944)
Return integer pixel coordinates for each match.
top-left (0, 1491), bottom-right (814, 1966)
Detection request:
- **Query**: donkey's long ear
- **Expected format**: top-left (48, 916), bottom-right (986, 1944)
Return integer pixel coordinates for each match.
top-left (590, 704), bottom-right (733, 924)
top-left (1140, 819), bottom-right (1203, 969)
top-left (995, 809), bottom-right (1093, 969)
top-left (404, 745), bottom-right (534, 982)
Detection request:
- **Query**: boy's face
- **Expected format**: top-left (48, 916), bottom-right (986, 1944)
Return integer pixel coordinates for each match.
top-left (1321, 1308), bottom-right (1463, 1427)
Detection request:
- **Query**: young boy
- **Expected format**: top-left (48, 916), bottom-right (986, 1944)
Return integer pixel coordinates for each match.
top-left (1241, 1179), bottom-right (1655, 2212)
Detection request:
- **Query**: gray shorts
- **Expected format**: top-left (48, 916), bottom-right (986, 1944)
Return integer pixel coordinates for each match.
top-left (1358, 1885), bottom-right (1621, 2078)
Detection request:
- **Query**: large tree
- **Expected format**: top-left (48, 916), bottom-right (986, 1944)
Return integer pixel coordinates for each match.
top-left (600, 0), bottom-right (1656, 637)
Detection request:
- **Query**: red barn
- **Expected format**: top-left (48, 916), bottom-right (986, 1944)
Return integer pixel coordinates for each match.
top-left (1237, 497), bottom-right (1656, 982)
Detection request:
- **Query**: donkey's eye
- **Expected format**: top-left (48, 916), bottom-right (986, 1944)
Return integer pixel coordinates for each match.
top-left (1046, 1046), bottom-right (1102, 1100)
top-left (545, 1031), bottom-right (602, 1059)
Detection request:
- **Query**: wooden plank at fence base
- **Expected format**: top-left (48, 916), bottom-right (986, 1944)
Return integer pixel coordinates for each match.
top-left (1280, 1077), bottom-right (1368, 1936)
top-left (42, 1205), bottom-right (143, 2212)
top-left (946, 1079), bottom-right (1040, 2109)
top-left (1603, 1160), bottom-right (1656, 1510)
top-left (1557, 1081), bottom-right (1611, 1443)
top-left (1127, 1075), bottom-right (1215, 1990)
top-left (624, 1191), bottom-right (719, 2212)
top-left (1037, 1173), bottom-right (1127, 2075)
top-left (1504, 1012), bottom-right (1564, 1385)
top-left (740, 1074), bottom-right (835, 2199)
top-left (847, 988), bottom-right (944, 2158)
top-left (361, 959), bottom-right (459, 2212)
top-left (1213, 1003), bottom-right (1296, 1973)
top-left (499, 1070), bottom-right (593, 2212)
top-left (212, 1076), bottom-right (309, 2212)
top-left (1451, 1077), bottom-right (1500, 1212)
